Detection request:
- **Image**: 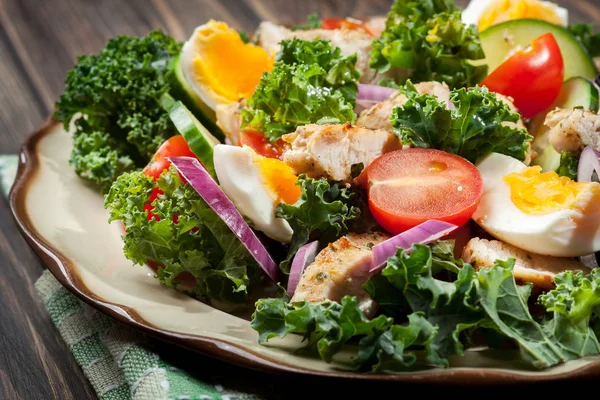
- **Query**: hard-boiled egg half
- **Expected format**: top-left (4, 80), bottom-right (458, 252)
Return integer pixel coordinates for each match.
top-left (473, 153), bottom-right (600, 257)
top-left (180, 20), bottom-right (274, 112)
top-left (462, 0), bottom-right (568, 32)
top-left (213, 144), bottom-right (301, 243)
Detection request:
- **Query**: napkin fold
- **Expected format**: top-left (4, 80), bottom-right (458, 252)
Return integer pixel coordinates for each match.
top-left (1, 154), bottom-right (263, 400)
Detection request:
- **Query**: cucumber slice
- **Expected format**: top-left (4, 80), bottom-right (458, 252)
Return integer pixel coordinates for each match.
top-left (164, 94), bottom-right (219, 178)
top-left (168, 55), bottom-right (225, 142)
top-left (480, 19), bottom-right (597, 81)
top-left (531, 77), bottom-right (600, 172)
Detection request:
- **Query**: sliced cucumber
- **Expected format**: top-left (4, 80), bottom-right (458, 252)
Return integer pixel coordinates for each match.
top-left (163, 94), bottom-right (220, 178)
top-left (531, 77), bottom-right (600, 172)
top-left (480, 19), bottom-right (597, 81)
top-left (168, 55), bottom-right (225, 142)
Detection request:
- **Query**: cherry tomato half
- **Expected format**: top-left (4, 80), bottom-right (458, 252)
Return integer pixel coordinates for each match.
top-left (142, 135), bottom-right (196, 181)
top-left (239, 130), bottom-right (285, 159)
top-left (367, 149), bottom-right (483, 235)
top-left (480, 33), bottom-right (564, 119)
top-left (321, 17), bottom-right (373, 35)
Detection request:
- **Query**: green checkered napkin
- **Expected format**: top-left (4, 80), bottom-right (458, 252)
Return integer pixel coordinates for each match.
top-left (0, 154), bottom-right (262, 400)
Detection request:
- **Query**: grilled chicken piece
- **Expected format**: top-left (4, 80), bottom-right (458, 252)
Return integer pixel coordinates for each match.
top-left (462, 238), bottom-right (589, 290)
top-left (545, 108), bottom-right (600, 154)
top-left (282, 122), bottom-right (402, 181)
top-left (291, 232), bottom-right (390, 317)
top-left (356, 81), bottom-right (451, 132)
top-left (254, 21), bottom-right (388, 84)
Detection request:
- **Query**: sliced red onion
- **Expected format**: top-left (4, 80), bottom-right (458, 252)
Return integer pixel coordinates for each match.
top-left (168, 156), bottom-right (279, 282)
top-left (578, 146), bottom-right (600, 183)
top-left (287, 241), bottom-right (319, 297)
top-left (370, 220), bottom-right (459, 272)
top-left (357, 84), bottom-right (397, 102)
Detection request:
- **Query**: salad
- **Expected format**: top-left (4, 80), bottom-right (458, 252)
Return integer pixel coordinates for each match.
top-left (54, 0), bottom-right (600, 373)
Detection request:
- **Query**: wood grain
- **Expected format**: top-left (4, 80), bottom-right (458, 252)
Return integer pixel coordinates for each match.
top-left (0, 0), bottom-right (598, 399)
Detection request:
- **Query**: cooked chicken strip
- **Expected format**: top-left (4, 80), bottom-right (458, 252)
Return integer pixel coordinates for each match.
top-left (545, 108), bottom-right (600, 154)
top-left (254, 21), bottom-right (387, 84)
top-left (282, 123), bottom-right (402, 182)
top-left (462, 238), bottom-right (589, 290)
top-left (356, 81), bottom-right (451, 132)
top-left (291, 232), bottom-right (390, 317)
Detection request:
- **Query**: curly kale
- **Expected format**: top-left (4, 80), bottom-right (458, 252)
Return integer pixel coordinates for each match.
top-left (568, 23), bottom-right (600, 58)
top-left (55, 30), bottom-right (182, 192)
top-left (275, 175), bottom-right (361, 273)
top-left (391, 82), bottom-right (532, 163)
top-left (370, 0), bottom-right (487, 89)
top-left (241, 39), bottom-right (359, 142)
top-left (104, 167), bottom-right (260, 303)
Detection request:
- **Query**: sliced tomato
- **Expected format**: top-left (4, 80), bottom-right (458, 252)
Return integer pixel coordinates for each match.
top-left (321, 17), bottom-right (373, 35)
top-left (239, 130), bottom-right (284, 159)
top-left (143, 135), bottom-right (196, 181)
top-left (367, 149), bottom-right (483, 235)
top-left (480, 33), bottom-right (564, 119)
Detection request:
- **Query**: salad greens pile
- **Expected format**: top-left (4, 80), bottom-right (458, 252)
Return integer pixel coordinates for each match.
top-left (568, 23), bottom-right (600, 58)
top-left (241, 38), bottom-right (360, 142)
top-left (370, 0), bottom-right (487, 89)
top-left (55, 31), bottom-right (182, 193)
top-left (275, 175), bottom-right (362, 273)
top-left (390, 82), bottom-right (533, 163)
top-left (105, 167), bottom-right (261, 302)
top-left (253, 242), bottom-right (600, 371)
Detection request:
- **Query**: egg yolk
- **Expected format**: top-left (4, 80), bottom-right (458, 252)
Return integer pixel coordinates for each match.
top-left (257, 158), bottom-right (302, 205)
top-left (504, 166), bottom-right (600, 214)
top-left (478, 0), bottom-right (563, 32)
top-left (192, 21), bottom-right (274, 103)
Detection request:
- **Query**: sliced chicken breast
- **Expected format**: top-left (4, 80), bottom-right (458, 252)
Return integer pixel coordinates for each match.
top-left (254, 21), bottom-right (387, 84)
top-left (462, 238), bottom-right (589, 290)
top-left (356, 81), bottom-right (451, 132)
top-left (545, 108), bottom-right (600, 154)
top-left (282, 122), bottom-right (402, 182)
top-left (291, 232), bottom-right (390, 317)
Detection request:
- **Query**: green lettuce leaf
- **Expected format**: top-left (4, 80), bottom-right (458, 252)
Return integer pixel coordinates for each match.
top-left (275, 175), bottom-right (361, 273)
top-left (370, 0), bottom-right (486, 89)
top-left (391, 82), bottom-right (532, 163)
top-left (104, 167), bottom-right (260, 302)
top-left (241, 39), bottom-right (359, 142)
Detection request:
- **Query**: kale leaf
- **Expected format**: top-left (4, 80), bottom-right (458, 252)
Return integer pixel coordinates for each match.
top-left (241, 39), bottom-right (359, 142)
top-left (104, 166), bottom-right (260, 302)
top-left (391, 82), bottom-right (532, 163)
top-left (275, 175), bottom-right (361, 273)
top-left (556, 151), bottom-right (579, 180)
top-left (370, 0), bottom-right (487, 89)
top-left (55, 30), bottom-right (182, 192)
top-left (568, 23), bottom-right (600, 58)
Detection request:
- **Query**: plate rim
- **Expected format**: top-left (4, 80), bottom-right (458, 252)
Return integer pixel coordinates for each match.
top-left (9, 118), bottom-right (600, 385)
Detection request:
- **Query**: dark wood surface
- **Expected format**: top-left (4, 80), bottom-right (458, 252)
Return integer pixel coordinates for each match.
top-left (1, 1), bottom-right (599, 399)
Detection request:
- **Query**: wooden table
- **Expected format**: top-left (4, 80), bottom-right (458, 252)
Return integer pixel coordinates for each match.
top-left (1, 0), bottom-right (599, 398)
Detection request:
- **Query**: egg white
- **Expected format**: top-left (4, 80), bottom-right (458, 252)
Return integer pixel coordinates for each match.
top-left (472, 153), bottom-right (600, 257)
top-left (213, 144), bottom-right (294, 243)
top-left (461, 0), bottom-right (568, 29)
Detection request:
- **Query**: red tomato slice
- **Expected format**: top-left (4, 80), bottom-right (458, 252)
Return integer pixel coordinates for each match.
top-left (367, 149), bottom-right (483, 235)
top-left (321, 17), bottom-right (373, 35)
top-left (143, 135), bottom-right (196, 181)
top-left (480, 33), bottom-right (564, 119)
top-left (239, 130), bottom-right (284, 159)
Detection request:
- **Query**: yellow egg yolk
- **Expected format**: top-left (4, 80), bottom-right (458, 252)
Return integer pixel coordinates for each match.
top-left (257, 157), bottom-right (302, 205)
top-left (504, 166), bottom-right (600, 214)
top-left (192, 21), bottom-right (274, 103)
top-left (478, 0), bottom-right (563, 32)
